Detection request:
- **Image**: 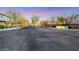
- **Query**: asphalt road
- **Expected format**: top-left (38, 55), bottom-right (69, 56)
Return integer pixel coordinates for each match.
top-left (0, 28), bottom-right (79, 51)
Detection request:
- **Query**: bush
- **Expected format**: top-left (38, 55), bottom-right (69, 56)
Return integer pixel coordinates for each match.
top-left (19, 18), bottom-right (29, 28)
top-left (0, 22), bottom-right (7, 29)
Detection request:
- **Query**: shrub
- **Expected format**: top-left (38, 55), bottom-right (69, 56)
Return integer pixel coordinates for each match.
top-left (0, 22), bottom-right (7, 29)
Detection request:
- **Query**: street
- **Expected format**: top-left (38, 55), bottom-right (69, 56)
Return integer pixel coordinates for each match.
top-left (0, 28), bottom-right (79, 51)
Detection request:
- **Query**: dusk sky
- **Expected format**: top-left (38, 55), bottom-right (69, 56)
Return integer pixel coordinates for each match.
top-left (0, 7), bottom-right (79, 20)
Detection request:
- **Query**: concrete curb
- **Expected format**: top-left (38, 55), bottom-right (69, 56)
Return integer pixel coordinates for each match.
top-left (0, 27), bottom-right (22, 31)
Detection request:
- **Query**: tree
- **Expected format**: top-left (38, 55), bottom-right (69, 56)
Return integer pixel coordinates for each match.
top-left (31, 15), bottom-right (40, 27)
top-left (6, 9), bottom-right (23, 27)
top-left (31, 15), bottom-right (40, 22)
top-left (57, 17), bottom-right (65, 24)
top-left (19, 18), bottom-right (29, 28)
top-left (39, 20), bottom-right (48, 27)
top-left (6, 9), bottom-right (22, 23)
top-left (47, 17), bottom-right (56, 27)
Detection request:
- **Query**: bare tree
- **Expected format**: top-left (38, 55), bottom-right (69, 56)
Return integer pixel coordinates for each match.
top-left (31, 15), bottom-right (40, 27)
top-left (5, 9), bottom-right (23, 27)
top-left (6, 9), bottom-right (22, 22)
top-left (31, 15), bottom-right (40, 22)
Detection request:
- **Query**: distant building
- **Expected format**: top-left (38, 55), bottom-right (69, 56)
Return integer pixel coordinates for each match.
top-left (64, 15), bottom-right (79, 24)
top-left (64, 15), bottom-right (79, 29)
top-left (0, 13), bottom-right (11, 22)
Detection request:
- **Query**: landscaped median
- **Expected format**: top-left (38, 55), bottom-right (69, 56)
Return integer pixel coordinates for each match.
top-left (0, 17), bottom-right (29, 31)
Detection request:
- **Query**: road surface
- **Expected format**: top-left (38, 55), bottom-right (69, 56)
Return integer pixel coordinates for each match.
top-left (0, 28), bottom-right (79, 51)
